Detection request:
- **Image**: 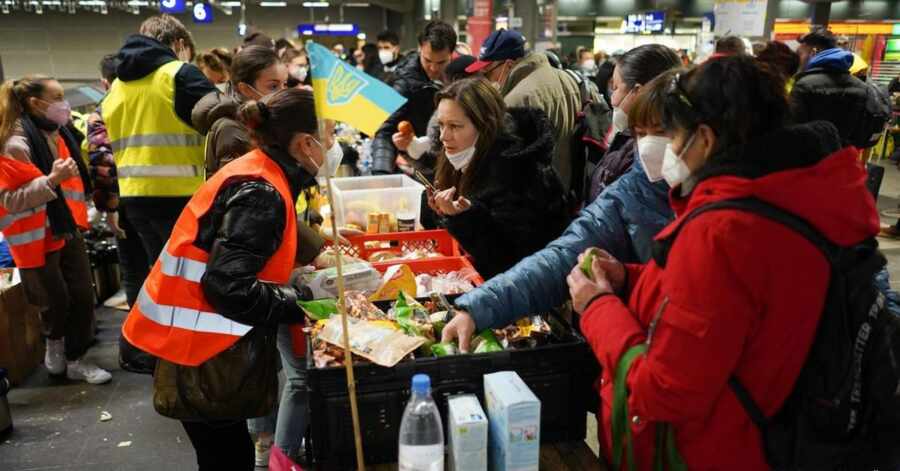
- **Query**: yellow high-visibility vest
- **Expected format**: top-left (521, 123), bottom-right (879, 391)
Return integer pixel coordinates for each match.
top-left (102, 60), bottom-right (205, 197)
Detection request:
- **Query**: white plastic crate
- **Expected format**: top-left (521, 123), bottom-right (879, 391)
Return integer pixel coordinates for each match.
top-left (329, 175), bottom-right (426, 230)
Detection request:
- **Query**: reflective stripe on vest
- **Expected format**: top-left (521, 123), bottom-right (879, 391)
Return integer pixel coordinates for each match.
top-left (121, 149), bottom-right (299, 367)
top-left (0, 205), bottom-right (44, 230)
top-left (7, 226), bottom-right (45, 245)
top-left (61, 189), bottom-right (85, 202)
top-left (117, 164), bottom-right (203, 178)
top-left (110, 133), bottom-right (205, 153)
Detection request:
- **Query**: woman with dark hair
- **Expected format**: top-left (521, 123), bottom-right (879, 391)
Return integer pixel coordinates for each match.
top-left (0, 76), bottom-right (108, 385)
top-left (195, 48), bottom-right (233, 88)
top-left (567, 55), bottom-right (879, 469)
top-left (587, 44), bottom-right (682, 202)
top-left (192, 45), bottom-right (287, 175)
top-left (122, 88), bottom-right (327, 470)
top-left (427, 77), bottom-right (571, 279)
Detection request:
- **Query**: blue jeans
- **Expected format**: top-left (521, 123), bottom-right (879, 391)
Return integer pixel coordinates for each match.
top-left (247, 324), bottom-right (308, 457)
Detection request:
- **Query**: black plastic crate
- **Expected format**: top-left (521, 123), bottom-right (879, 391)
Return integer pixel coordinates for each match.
top-left (305, 313), bottom-right (595, 469)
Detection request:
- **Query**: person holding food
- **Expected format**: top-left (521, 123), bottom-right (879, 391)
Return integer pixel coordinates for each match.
top-left (121, 88), bottom-right (326, 470)
top-left (426, 77), bottom-right (571, 279)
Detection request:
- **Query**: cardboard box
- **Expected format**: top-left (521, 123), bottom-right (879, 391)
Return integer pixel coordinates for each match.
top-left (447, 394), bottom-right (488, 471)
top-left (484, 371), bottom-right (541, 471)
top-left (0, 270), bottom-right (45, 385)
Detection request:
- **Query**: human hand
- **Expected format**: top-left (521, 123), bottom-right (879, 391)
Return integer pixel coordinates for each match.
top-left (441, 310), bottom-right (476, 353)
top-left (434, 188), bottom-right (471, 216)
top-left (49, 158), bottom-right (78, 186)
top-left (587, 249), bottom-right (626, 294)
top-left (567, 250), bottom-right (615, 313)
top-left (392, 132), bottom-right (413, 152)
top-left (108, 212), bottom-right (126, 239)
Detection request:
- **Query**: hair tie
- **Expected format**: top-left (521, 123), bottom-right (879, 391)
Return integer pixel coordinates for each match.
top-left (257, 101), bottom-right (270, 122)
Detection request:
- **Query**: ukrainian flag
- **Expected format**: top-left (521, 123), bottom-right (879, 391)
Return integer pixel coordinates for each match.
top-left (307, 42), bottom-right (407, 136)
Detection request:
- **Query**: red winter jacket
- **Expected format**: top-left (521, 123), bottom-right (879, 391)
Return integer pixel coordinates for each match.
top-left (581, 125), bottom-right (880, 471)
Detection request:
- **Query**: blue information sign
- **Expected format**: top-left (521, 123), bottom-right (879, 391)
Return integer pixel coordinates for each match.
top-left (192, 2), bottom-right (213, 24)
top-left (159, 0), bottom-right (185, 14)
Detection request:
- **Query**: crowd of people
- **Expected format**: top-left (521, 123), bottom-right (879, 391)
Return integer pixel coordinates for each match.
top-left (1, 10), bottom-right (899, 471)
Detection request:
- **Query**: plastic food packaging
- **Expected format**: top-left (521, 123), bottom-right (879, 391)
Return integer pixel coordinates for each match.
top-left (317, 316), bottom-right (425, 368)
top-left (369, 264), bottom-right (417, 302)
top-left (303, 262), bottom-right (381, 299)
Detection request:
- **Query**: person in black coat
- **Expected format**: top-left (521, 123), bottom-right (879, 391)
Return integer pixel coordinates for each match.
top-left (428, 77), bottom-right (572, 279)
top-left (370, 20), bottom-right (456, 174)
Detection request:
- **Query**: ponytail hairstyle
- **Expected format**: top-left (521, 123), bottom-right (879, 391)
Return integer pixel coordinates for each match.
top-left (0, 75), bottom-right (52, 147)
top-left (238, 87), bottom-right (318, 150)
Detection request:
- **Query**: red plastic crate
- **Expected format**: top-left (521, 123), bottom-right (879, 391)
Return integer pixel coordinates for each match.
top-left (374, 255), bottom-right (485, 286)
top-left (327, 229), bottom-right (462, 261)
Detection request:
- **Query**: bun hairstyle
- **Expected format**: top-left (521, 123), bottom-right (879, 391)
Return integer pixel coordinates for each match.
top-left (239, 87), bottom-right (318, 150)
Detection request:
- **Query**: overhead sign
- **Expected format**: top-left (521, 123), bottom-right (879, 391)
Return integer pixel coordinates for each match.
top-left (298, 23), bottom-right (359, 36)
top-left (159, 0), bottom-right (184, 13)
top-left (714, 0), bottom-right (768, 37)
top-left (624, 11), bottom-right (665, 34)
top-left (192, 2), bottom-right (212, 23)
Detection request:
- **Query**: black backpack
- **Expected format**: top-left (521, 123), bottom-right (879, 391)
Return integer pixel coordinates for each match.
top-left (852, 80), bottom-right (891, 149)
top-left (562, 68), bottom-right (613, 206)
top-left (653, 197), bottom-right (900, 471)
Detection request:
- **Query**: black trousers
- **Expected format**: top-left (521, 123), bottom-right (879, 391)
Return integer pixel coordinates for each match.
top-left (120, 197), bottom-right (188, 263)
top-left (181, 420), bottom-right (254, 471)
top-left (115, 205), bottom-right (150, 307)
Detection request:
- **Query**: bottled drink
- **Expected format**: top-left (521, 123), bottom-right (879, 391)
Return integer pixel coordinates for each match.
top-left (398, 374), bottom-right (444, 471)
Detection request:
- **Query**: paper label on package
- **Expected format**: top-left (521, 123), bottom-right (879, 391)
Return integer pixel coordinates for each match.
top-left (318, 316), bottom-right (424, 367)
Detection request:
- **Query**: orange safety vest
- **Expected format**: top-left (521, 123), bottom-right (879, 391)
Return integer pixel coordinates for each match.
top-left (55, 135), bottom-right (89, 230)
top-left (0, 156), bottom-right (66, 268)
top-left (121, 149), bottom-right (298, 366)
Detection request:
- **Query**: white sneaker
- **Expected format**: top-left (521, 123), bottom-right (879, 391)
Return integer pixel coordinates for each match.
top-left (45, 338), bottom-right (66, 375)
top-left (255, 435), bottom-right (273, 468)
top-left (66, 360), bottom-right (112, 385)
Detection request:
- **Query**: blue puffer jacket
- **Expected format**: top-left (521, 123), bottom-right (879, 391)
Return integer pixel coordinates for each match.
top-left (455, 155), bottom-right (672, 329)
top-left (455, 149), bottom-right (900, 330)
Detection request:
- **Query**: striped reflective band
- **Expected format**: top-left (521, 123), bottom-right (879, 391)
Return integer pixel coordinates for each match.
top-left (7, 227), bottom-right (45, 245)
top-left (62, 190), bottom-right (86, 202)
top-left (110, 133), bottom-right (204, 153)
top-left (117, 165), bottom-right (202, 178)
top-left (136, 286), bottom-right (252, 336)
top-left (158, 247), bottom-right (207, 283)
top-left (0, 205), bottom-right (45, 230)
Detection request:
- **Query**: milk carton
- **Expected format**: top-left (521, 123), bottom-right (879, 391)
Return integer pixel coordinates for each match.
top-left (483, 371), bottom-right (541, 471)
top-left (447, 394), bottom-right (488, 471)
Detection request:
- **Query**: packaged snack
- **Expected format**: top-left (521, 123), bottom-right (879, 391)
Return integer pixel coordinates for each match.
top-left (369, 264), bottom-right (417, 302)
top-left (304, 263), bottom-right (381, 299)
top-left (431, 342), bottom-right (458, 357)
top-left (472, 330), bottom-right (503, 354)
top-left (317, 316), bottom-right (425, 368)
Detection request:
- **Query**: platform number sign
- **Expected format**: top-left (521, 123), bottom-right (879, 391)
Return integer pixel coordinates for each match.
top-left (159, 0), bottom-right (185, 13)
top-left (193, 2), bottom-right (213, 24)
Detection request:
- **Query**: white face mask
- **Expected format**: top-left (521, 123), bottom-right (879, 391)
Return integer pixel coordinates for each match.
top-left (292, 66), bottom-right (308, 83)
top-left (662, 133), bottom-right (696, 188)
top-left (215, 82), bottom-right (228, 93)
top-left (378, 49), bottom-right (395, 65)
top-left (445, 135), bottom-right (478, 170)
top-left (317, 140), bottom-right (343, 180)
top-left (637, 135), bottom-right (671, 183)
top-left (611, 88), bottom-right (634, 135)
top-left (581, 59), bottom-right (596, 72)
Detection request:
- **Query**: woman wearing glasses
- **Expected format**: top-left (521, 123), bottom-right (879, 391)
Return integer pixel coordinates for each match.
top-left (567, 56), bottom-right (880, 469)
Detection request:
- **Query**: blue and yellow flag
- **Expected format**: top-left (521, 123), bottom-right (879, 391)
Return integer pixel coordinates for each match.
top-left (307, 42), bottom-right (407, 136)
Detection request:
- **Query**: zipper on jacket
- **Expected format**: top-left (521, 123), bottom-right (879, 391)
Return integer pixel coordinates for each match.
top-left (646, 297), bottom-right (670, 352)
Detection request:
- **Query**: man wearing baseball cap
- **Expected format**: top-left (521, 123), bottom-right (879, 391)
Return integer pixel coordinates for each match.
top-left (466, 29), bottom-right (581, 192)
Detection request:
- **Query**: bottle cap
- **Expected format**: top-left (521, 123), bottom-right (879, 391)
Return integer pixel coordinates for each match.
top-left (411, 374), bottom-right (430, 394)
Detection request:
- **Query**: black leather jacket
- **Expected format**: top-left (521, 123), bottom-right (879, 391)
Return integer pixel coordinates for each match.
top-left (371, 52), bottom-right (441, 174)
top-left (196, 146), bottom-right (316, 327)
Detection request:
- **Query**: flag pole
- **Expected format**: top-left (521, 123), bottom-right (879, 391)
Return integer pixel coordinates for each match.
top-left (324, 152), bottom-right (366, 471)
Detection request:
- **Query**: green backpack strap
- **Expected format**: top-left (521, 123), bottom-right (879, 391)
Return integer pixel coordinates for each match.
top-left (612, 343), bottom-right (688, 471)
top-left (612, 344), bottom-right (647, 471)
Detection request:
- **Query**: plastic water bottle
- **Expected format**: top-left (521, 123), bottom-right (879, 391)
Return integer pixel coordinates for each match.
top-left (398, 374), bottom-right (444, 471)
